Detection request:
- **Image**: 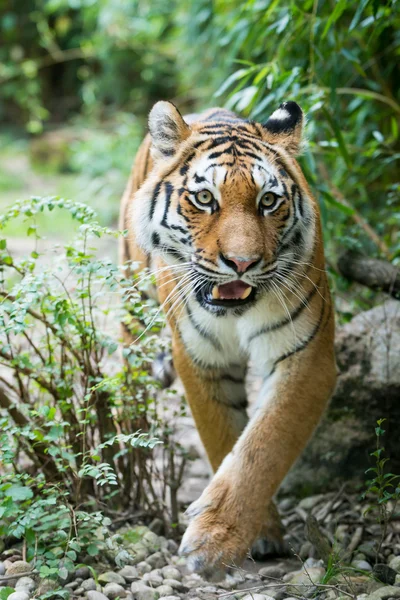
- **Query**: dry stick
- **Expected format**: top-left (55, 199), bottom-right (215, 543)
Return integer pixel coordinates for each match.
top-left (317, 163), bottom-right (391, 259)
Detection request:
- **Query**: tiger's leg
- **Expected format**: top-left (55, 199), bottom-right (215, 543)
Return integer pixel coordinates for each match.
top-left (179, 311), bottom-right (336, 576)
top-left (172, 335), bottom-right (285, 562)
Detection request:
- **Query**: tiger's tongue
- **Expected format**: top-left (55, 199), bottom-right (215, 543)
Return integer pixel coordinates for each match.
top-left (214, 280), bottom-right (252, 300)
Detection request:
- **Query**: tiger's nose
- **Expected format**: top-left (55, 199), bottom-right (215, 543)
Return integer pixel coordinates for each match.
top-left (220, 254), bottom-right (261, 273)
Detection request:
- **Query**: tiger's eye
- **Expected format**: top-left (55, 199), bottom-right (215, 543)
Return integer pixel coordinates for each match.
top-left (260, 192), bottom-right (279, 209)
top-left (195, 190), bottom-right (214, 205)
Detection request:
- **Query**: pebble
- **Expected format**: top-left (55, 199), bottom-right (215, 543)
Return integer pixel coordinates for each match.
top-left (87, 591), bottom-right (110, 600)
top-left (149, 519), bottom-right (164, 536)
top-left (157, 597), bottom-right (180, 600)
top-left (373, 563), bottom-right (397, 585)
top-left (76, 566), bottom-right (91, 579)
top-left (131, 582), bottom-right (159, 600)
top-left (5, 561), bottom-right (32, 576)
top-left (155, 586), bottom-right (173, 597)
top-left (136, 562), bottom-right (152, 576)
top-left (357, 542), bottom-right (376, 559)
top-left (242, 595), bottom-right (275, 600)
top-left (143, 532), bottom-right (160, 550)
top-left (0, 563), bottom-right (5, 576)
top-left (351, 560), bottom-right (373, 572)
top-left (143, 573), bottom-right (163, 587)
top-left (82, 578), bottom-right (97, 591)
top-left (368, 586), bottom-right (400, 599)
top-left (15, 577), bottom-right (36, 592)
top-left (65, 581), bottom-right (80, 590)
top-left (390, 556), bottom-right (400, 573)
top-left (166, 540), bottom-right (179, 555)
top-left (98, 572), bottom-right (126, 585)
top-left (103, 583), bottom-right (127, 599)
top-left (161, 567), bottom-right (181, 581)
top-left (75, 587), bottom-right (84, 595)
top-left (147, 552), bottom-right (167, 569)
top-left (259, 566), bottom-right (286, 580)
top-left (8, 593), bottom-right (30, 600)
top-left (298, 494), bottom-right (324, 510)
top-left (118, 566), bottom-right (139, 582)
top-left (162, 579), bottom-right (185, 591)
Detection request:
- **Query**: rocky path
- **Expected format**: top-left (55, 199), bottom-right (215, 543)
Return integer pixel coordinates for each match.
top-left (2, 488), bottom-right (400, 600)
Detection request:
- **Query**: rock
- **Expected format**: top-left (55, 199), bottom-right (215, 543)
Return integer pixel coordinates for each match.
top-left (103, 583), bottom-right (127, 599)
top-left (37, 579), bottom-right (59, 595)
top-left (299, 541), bottom-right (313, 560)
top-left (161, 567), bottom-right (181, 581)
top-left (156, 597), bottom-right (180, 600)
top-left (298, 495), bottom-right (325, 510)
top-left (143, 573), bottom-right (163, 587)
top-left (15, 577), bottom-right (35, 592)
top-left (87, 592), bottom-right (110, 600)
top-left (373, 563), bottom-right (397, 585)
top-left (65, 581), bottom-right (80, 590)
top-left (0, 562), bottom-right (5, 576)
top-left (146, 553), bottom-right (167, 569)
top-left (8, 593), bottom-right (30, 600)
top-left (142, 532), bottom-right (160, 551)
top-left (136, 562), bottom-right (152, 576)
top-left (98, 573), bottom-right (126, 585)
top-left (368, 586), bottom-right (400, 599)
top-left (242, 595), bottom-right (275, 600)
top-left (149, 519), bottom-right (164, 536)
top-left (131, 550), bottom-right (148, 565)
top-left (162, 579), bottom-right (185, 591)
top-left (390, 556), bottom-right (400, 573)
top-left (352, 560), bottom-right (372, 572)
top-left (281, 301), bottom-right (400, 493)
top-left (76, 567), bottom-right (91, 579)
top-left (259, 566), bottom-right (286, 579)
top-left (5, 561), bottom-right (32, 576)
top-left (82, 579), bottom-right (98, 591)
top-left (155, 586), bottom-right (173, 597)
top-left (303, 558), bottom-right (324, 569)
top-left (166, 540), bottom-right (179, 555)
top-left (131, 582), bottom-right (159, 600)
top-left (358, 542), bottom-right (377, 560)
top-left (75, 588), bottom-right (84, 595)
top-left (118, 566), bottom-right (139, 582)
top-left (284, 567), bottom-right (326, 595)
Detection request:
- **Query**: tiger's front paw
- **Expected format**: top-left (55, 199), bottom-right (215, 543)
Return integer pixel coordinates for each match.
top-left (179, 477), bottom-right (260, 580)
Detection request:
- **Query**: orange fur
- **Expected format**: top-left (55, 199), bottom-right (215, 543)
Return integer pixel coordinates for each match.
top-left (119, 101), bottom-right (336, 576)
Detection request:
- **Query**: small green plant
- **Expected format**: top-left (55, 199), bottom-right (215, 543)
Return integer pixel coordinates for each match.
top-left (0, 196), bottom-right (189, 587)
top-left (363, 418), bottom-right (400, 562)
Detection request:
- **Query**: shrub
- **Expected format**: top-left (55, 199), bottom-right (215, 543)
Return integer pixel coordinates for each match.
top-left (0, 196), bottom-right (188, 576)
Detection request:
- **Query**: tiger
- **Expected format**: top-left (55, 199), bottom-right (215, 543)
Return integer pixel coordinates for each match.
top-left (119, 100), bottom-right (336, 578)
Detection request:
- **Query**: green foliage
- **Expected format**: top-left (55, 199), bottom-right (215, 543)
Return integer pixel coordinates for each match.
top-left (0, 196), bottom-right (189, 583)
top-left (363, 419), bottom-right (400, 561)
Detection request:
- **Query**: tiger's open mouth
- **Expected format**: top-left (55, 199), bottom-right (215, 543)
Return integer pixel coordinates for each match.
top-left (204, 280), bottom-right (256, 307)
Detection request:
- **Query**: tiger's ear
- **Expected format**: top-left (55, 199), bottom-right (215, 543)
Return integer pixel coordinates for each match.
top-left (148, 101), bottom-right (191, 160)
top-left (262, 101), bottom-right (304, 155)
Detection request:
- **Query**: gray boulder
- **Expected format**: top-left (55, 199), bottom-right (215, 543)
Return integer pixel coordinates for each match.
top-left (282, 301), bottom-right (400, 494)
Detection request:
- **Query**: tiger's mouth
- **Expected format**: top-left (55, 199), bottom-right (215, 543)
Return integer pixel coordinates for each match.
top-left (204, 280), bottom-right (256, 307)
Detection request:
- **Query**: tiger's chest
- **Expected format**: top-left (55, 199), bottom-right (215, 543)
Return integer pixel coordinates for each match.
top-left (177, 293), bottom-right (305, 376)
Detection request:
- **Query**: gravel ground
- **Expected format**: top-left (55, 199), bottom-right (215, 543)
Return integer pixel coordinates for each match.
top-left (1, 490), bottom-right (400, 600)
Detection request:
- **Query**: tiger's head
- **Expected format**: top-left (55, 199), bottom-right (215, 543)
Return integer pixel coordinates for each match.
top-left (133, 101), bottom-right (317, 315)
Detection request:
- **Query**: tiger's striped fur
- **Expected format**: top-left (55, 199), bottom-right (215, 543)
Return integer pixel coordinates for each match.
top-left (120, 101), bottom-right (336, 577)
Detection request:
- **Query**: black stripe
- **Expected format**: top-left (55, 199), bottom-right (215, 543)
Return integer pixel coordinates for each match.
top-left (221, 373), bottom-right (245, 384)
top-left (186, 305), bottom-right (223, 351)
top-left (273, 292), bottom-right (326, 367)
top-left (149, 181), bottom-right (162, 220)
top-left (248, 275), bottom-right (322, 343)
top-left (161, 181), bottom-right (174, 228)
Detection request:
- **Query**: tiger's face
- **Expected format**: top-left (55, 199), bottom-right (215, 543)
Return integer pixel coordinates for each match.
top-left (133, 101), bottom-right (316, 315)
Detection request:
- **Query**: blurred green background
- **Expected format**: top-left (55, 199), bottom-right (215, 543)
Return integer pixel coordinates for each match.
top-left (0, 0), bottom-right (399, 315)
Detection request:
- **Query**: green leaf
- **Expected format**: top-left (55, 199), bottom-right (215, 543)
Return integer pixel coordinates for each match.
top-left (349, 0), bottom-right (371, 31)
top-left (0, 239), bottom-right (6, 250)
top-left (0, 588), bottom-right (15, 600)
top-left (87, 543), bottom-right (99, 556)
top-left (6, 484), bottom-right (33, 501)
